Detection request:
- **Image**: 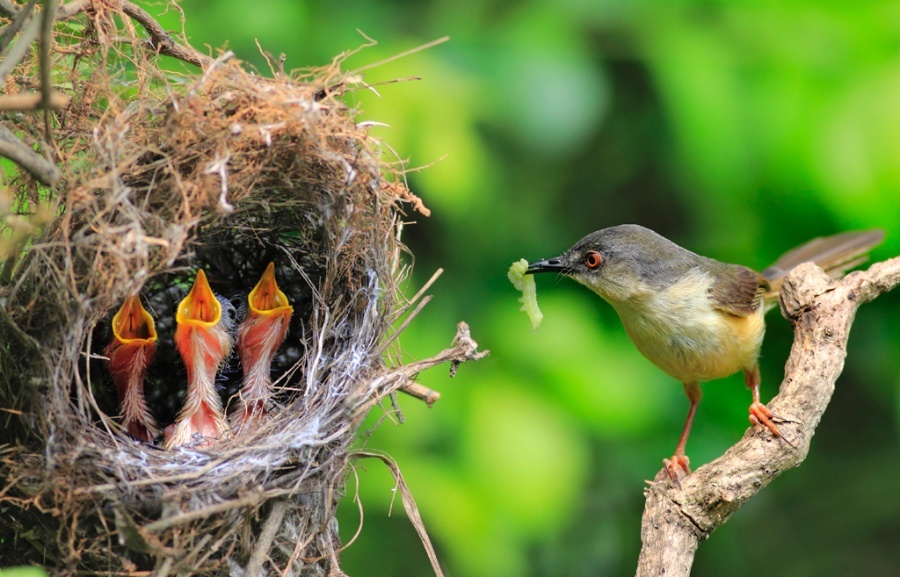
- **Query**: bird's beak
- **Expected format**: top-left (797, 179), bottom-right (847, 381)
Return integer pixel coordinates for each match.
top-left (526, 256), bottom-right (570, 275)
top-left (248, 262), bottom-right (293, 316)
top-left (177, 269), bottom-right (222, 328)
top-left (112, 295), bottom-right (157, 344)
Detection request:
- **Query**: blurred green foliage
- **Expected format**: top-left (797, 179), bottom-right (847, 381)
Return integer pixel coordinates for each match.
top-left (0, 567), bottom-right (48, 577)
top-left (160, 1), bottom-right (900, 575)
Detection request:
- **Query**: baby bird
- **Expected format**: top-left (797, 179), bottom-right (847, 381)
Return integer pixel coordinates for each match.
top-left (230, 262), bottom-right (293, 434)
top-left (105, 295), bottom-right (159, 442)
top-left (164, 269), bottom-right (235, 449)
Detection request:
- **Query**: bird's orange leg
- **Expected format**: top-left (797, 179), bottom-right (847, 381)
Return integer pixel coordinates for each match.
top-left (664, 381), bottom-right (701, 481)
top-left (744, 366), bottom-right (795, 447)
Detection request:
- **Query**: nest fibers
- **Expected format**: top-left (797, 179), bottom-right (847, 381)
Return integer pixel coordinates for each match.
top-left (0, 8), bottom-right (482, 576)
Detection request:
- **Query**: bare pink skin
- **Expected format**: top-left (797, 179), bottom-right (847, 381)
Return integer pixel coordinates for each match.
top-left (164, 270), bottom-right (233, 449)
top-left (230, 262), bottom-right (293, 435)
top-left (105, 295), bottom-right (159, 443)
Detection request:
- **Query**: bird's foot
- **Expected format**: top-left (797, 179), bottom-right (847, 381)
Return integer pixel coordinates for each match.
top-left (230, 401), bottom-right (268, 435)
top-left (125, 420), bottom-right (158, 444)
top-left (663, 453), bottom-right (691, 483)
top-left (748, 402), bottom-right (796, 448)
top-left (163, 406), bottom-right (229, 449)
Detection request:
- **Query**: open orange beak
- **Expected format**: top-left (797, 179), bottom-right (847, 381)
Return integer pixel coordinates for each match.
top-left (111, 295), bottom-right (157, 344)
top-left (176, 269), bottom-right (222, 328)
top-left (248, 262), bottom-right (293, 316)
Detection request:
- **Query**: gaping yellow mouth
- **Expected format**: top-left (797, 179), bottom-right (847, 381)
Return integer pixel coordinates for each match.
top-left (111, 295), bottom-right (157, 344)
top-left (176, 269), bottom-right (222, 328)
top-left (248, 262), bottom-right (292, 316)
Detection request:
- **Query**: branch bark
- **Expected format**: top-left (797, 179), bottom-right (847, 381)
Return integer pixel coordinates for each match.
top-left (118, 0), bottom-right (214, 68)
top-left (0, 126), bottom-right (61, 185)
top-left (636, 256), bottom-right (900, 577)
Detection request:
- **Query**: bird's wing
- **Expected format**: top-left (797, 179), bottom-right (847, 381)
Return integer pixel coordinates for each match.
top-left (708, 265), bottom-right (768, 317)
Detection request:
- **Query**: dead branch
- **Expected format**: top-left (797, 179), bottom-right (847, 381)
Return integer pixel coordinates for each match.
top-left (119, 0), bottom-right (213, 68)
top-left (353, 321), bottom-right (488, 421)
top-left (636, 256), bottom-right (900, 576)
top-left (399, 381), bottom-right (441, 406)
top-left (0, 91), bottom-right (69, 110)
top-left (0, 126), bottom-right (61, 185)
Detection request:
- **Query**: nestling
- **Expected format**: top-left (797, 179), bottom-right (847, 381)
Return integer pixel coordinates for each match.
top-left (105, 295), bottom-right (159, 442)
top-left (230, 262), bottom-right (293, 435)
top-left (164, 269), bottom-right (236, 449)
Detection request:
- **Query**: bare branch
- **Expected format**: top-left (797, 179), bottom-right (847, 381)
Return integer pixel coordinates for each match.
top-left (0, 0), bottom-right (41, 85)
top-left (0, 126), bottom-right (60, 185)
top-left (399, 382), bottom-right (441, 406)
top-left (40, 0), bottom-right (60, 137)
top-left (352, 322), bottom-right (488, 419)
top-left (119, 0), bottom-right (214, 69)
top-left (245, 499), bottom-right (289, 576)
top-left (0, 0), bottom-right (22, 16)
top-left (0, 91), bottom-right (69, 110)
top-left (0, 0), bottom-right (38, 53)
top-left (636, 256), bottom-right (900, 577)
top-left (0, 0), bottom-right (210, 188)
top-left (55, 0), bottom-right (90, 20)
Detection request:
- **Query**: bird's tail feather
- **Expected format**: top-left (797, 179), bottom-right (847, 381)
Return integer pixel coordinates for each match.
top-left (761, 229), bottom-right (884, 300)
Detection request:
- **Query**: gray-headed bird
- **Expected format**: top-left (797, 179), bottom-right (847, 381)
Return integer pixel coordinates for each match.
top-left (527, 225), bottom-right (883, 479)
top-left (164, 269), bottom-right (234, 449)
top-left (230, 262), bottom-right (293, 434)
top-left (105, 295), bottom-right (159, 442)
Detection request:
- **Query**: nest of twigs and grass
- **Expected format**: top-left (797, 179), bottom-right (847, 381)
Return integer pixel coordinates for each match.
top-left (0, 3), bottom-right (483, 575)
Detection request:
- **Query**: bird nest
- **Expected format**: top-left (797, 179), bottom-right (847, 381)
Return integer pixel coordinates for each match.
top-left (0, 5), bottom-right (482, 575)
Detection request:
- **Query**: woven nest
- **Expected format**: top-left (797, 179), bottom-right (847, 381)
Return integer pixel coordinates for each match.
top-left (0, 5), bottom-right (482, 575)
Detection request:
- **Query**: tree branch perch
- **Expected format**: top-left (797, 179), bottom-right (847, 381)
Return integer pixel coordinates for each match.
top-left (636, 256), bottom-right (900, 577)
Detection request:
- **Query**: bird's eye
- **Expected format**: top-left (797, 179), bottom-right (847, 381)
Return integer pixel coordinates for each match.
top-left (583, 250), bottom-right (603, 269)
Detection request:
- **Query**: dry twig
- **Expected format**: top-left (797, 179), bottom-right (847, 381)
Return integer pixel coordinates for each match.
top-left (0, 126), bottom-right (61, 185)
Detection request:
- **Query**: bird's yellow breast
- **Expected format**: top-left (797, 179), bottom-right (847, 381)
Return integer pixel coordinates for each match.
top-left (605, 268), bottom-right (765, 384)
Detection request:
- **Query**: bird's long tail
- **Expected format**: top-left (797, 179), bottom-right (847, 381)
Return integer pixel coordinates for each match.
top-left (761, 229), bottom-right (884, 301)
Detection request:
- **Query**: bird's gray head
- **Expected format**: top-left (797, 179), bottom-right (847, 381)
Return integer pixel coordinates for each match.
top-left (526, 224), bottom-right (701, 303)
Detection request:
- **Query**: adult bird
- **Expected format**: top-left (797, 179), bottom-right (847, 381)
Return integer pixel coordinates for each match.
top-left (230, 262), bottom-right (293, 434)
top-left (527, 225), bottom-right (883, 479)
top-left (105, 295), bottom-right (159, 442)
top-left (164, 269), bottom-right (236, 449)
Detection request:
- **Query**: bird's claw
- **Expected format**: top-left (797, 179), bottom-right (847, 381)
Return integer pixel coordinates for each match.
top-left (749, 402), bottom-right (797, 448)
top-left (663, 453), bottom-right (691, 484)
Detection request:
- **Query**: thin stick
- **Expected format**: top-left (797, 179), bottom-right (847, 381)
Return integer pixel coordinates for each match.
top-left (245, 499), bottom-right (288, 576)
top-left (144, 492), bottom-right (264, 533)
top-left (0, 3), bottom-right (41, 85)
top-left (0, 0), bottom-right (38, 53)
top-left (120, 0), bottom-right (213, 68)
top-left (352, 451), bottom-right (445, 577)
top-left (351, 36), bottom-right (450, 75)
top-left (40, 0), bottom-right (60, 137)
top-left (402, 268), bottom-right (443, 315)
top-left (378, 294), bottom-right (431, 355)
top-left (0, 91), bottom-right (70, 110)
top-left (398, 382), bottom-right (441, 407)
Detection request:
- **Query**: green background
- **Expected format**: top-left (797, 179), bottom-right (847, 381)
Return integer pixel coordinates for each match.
top-left (158, 1), bottom-right (899, 575)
